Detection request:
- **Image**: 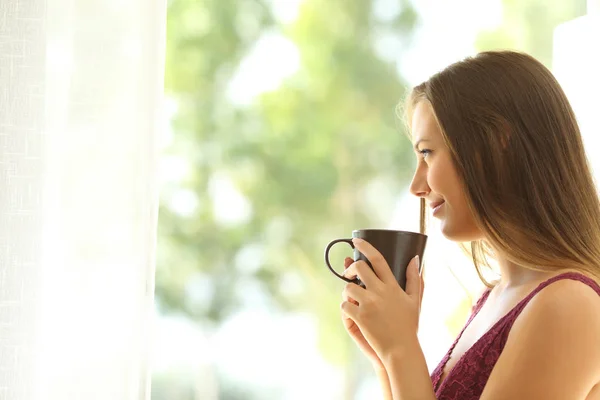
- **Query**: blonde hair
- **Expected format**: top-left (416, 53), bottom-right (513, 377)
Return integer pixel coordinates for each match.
top-left (403, 50), bottom-right (600, 287)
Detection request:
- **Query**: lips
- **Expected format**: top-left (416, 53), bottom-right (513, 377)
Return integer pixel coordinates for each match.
top-left (430, 200), bottom-right (445, 215)
top-left (430, 200), bottom-right (445, 210)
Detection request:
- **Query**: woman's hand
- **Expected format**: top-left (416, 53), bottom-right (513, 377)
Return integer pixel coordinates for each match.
top-left (340, 238), bottom-right (425, 364)
top-left (341, 256), bottom-right (386, 371)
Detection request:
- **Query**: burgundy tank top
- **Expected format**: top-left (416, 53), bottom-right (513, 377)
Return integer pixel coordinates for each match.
top-left (431, 272), bottom-right (600, 399)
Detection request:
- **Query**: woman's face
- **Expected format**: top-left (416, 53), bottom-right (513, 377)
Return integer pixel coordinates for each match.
top-left (409, 101), bottom-right (483, 242)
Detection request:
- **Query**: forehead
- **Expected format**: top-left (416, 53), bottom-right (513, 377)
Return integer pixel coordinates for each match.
top-left (411, 101), bottom-right (442, 144)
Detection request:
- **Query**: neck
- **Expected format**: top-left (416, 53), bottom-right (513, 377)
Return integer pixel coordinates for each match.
top-left (495, 255), bottom-right (554, 290)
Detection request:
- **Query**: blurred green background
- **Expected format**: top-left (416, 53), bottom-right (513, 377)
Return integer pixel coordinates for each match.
top-left (151, 0), bottom-right (586, 399)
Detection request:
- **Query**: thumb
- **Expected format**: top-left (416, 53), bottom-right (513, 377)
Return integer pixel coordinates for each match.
top-left (405, 256), bottom-right (421, 297)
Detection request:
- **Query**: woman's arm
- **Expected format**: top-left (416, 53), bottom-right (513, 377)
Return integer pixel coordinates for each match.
top-left (383, 336), bottom-right (436, 400)
top-left (374, 365), bottom-right (393, 400)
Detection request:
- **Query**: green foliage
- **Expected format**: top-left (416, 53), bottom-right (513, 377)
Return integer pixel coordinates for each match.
top-left (157, 0), bottom-right (584, 374)
top-left (158, 0), bottom-right (418, 366)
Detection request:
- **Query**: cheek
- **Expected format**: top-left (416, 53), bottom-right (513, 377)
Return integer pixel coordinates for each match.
top-left (426, 157), bottom-right (454, 195)
top-left (431, 159), bottom-right (474, 217)
top-left (445, 171), bottom-right (467, 205)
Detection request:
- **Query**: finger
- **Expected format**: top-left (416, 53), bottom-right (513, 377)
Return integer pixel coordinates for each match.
top-left (341, 283), bottom-right (359, 306)
top-left (342, 295), bottom-right (359, 308)
top-left (419, 268), bottom-right (425, 309)
top-left (342, 281), bottom-right (368, 304)
top-left (343, 260), bottom-right (380, 289)
top-left (341, 300), bottom-right (360, 321)
top-left (352, 238), bottom-right (395, 283)
top-left (420, 279), bottom-right (425, 307)
top-left (405, 256), bottom-right (421, 297)
top-left (344, 257), bottom-right (353, 269)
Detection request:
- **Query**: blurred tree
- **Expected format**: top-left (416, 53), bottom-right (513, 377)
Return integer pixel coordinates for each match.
top-left (157, 0), bottom-right (418, 397)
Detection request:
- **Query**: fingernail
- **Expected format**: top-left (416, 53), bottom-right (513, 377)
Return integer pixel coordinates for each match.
top-left (414, 255), bottom-right (420, 272)
top-left (352, 238), bottom-right (364, 244)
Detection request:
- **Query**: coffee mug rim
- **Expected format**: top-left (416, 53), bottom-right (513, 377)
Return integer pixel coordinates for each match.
top-left (352, 228), bottom-right (427, 238)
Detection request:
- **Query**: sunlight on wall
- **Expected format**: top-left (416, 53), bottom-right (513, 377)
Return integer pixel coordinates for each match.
top-left (553, 8), bottom-right (600, 182)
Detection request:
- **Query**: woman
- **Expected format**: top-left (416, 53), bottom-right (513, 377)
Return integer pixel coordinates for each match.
top-left (340, 50), bottom-right (600, 399)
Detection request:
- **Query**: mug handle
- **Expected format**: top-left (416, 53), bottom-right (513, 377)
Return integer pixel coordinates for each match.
top-left (324, 238), bottom-right (356, 283)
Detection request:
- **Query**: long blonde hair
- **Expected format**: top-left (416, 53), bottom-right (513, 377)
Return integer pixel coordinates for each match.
top-left (404, 50), bottom-right (600, 287)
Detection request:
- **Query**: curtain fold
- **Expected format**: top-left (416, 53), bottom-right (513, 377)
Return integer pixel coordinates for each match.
top-left (0, 1), bottom-right (46, 398)
top-left (0, 0), bottom-right (166, 399)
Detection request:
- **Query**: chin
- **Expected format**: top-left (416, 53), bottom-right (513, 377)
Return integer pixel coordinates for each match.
top-left (440, 220), bottom-right (483, 242)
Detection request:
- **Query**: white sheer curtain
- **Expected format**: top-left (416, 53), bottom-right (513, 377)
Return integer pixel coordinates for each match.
top-left (0, 0), bottom-right (166, 399)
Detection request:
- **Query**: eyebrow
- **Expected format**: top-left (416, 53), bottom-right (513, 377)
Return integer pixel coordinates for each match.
top-left (413, 139), bottom-right (430, 151)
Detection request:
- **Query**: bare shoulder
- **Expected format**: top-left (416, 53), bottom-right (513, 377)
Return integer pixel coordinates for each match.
top-left (526, 276), bottom-right (600, 320)
top-left (481, 276), bottom-right (600, 399)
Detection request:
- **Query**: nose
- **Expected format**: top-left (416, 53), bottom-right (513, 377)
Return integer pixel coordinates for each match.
top-left (409, 164), bottom-right (430, 198)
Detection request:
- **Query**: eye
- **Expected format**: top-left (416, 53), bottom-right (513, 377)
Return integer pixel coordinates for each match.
top-left (418, 149), bottom-right (432, 159)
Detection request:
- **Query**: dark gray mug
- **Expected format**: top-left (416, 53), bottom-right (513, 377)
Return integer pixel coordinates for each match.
top-left (324, 229), bottom-right (427, 290)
